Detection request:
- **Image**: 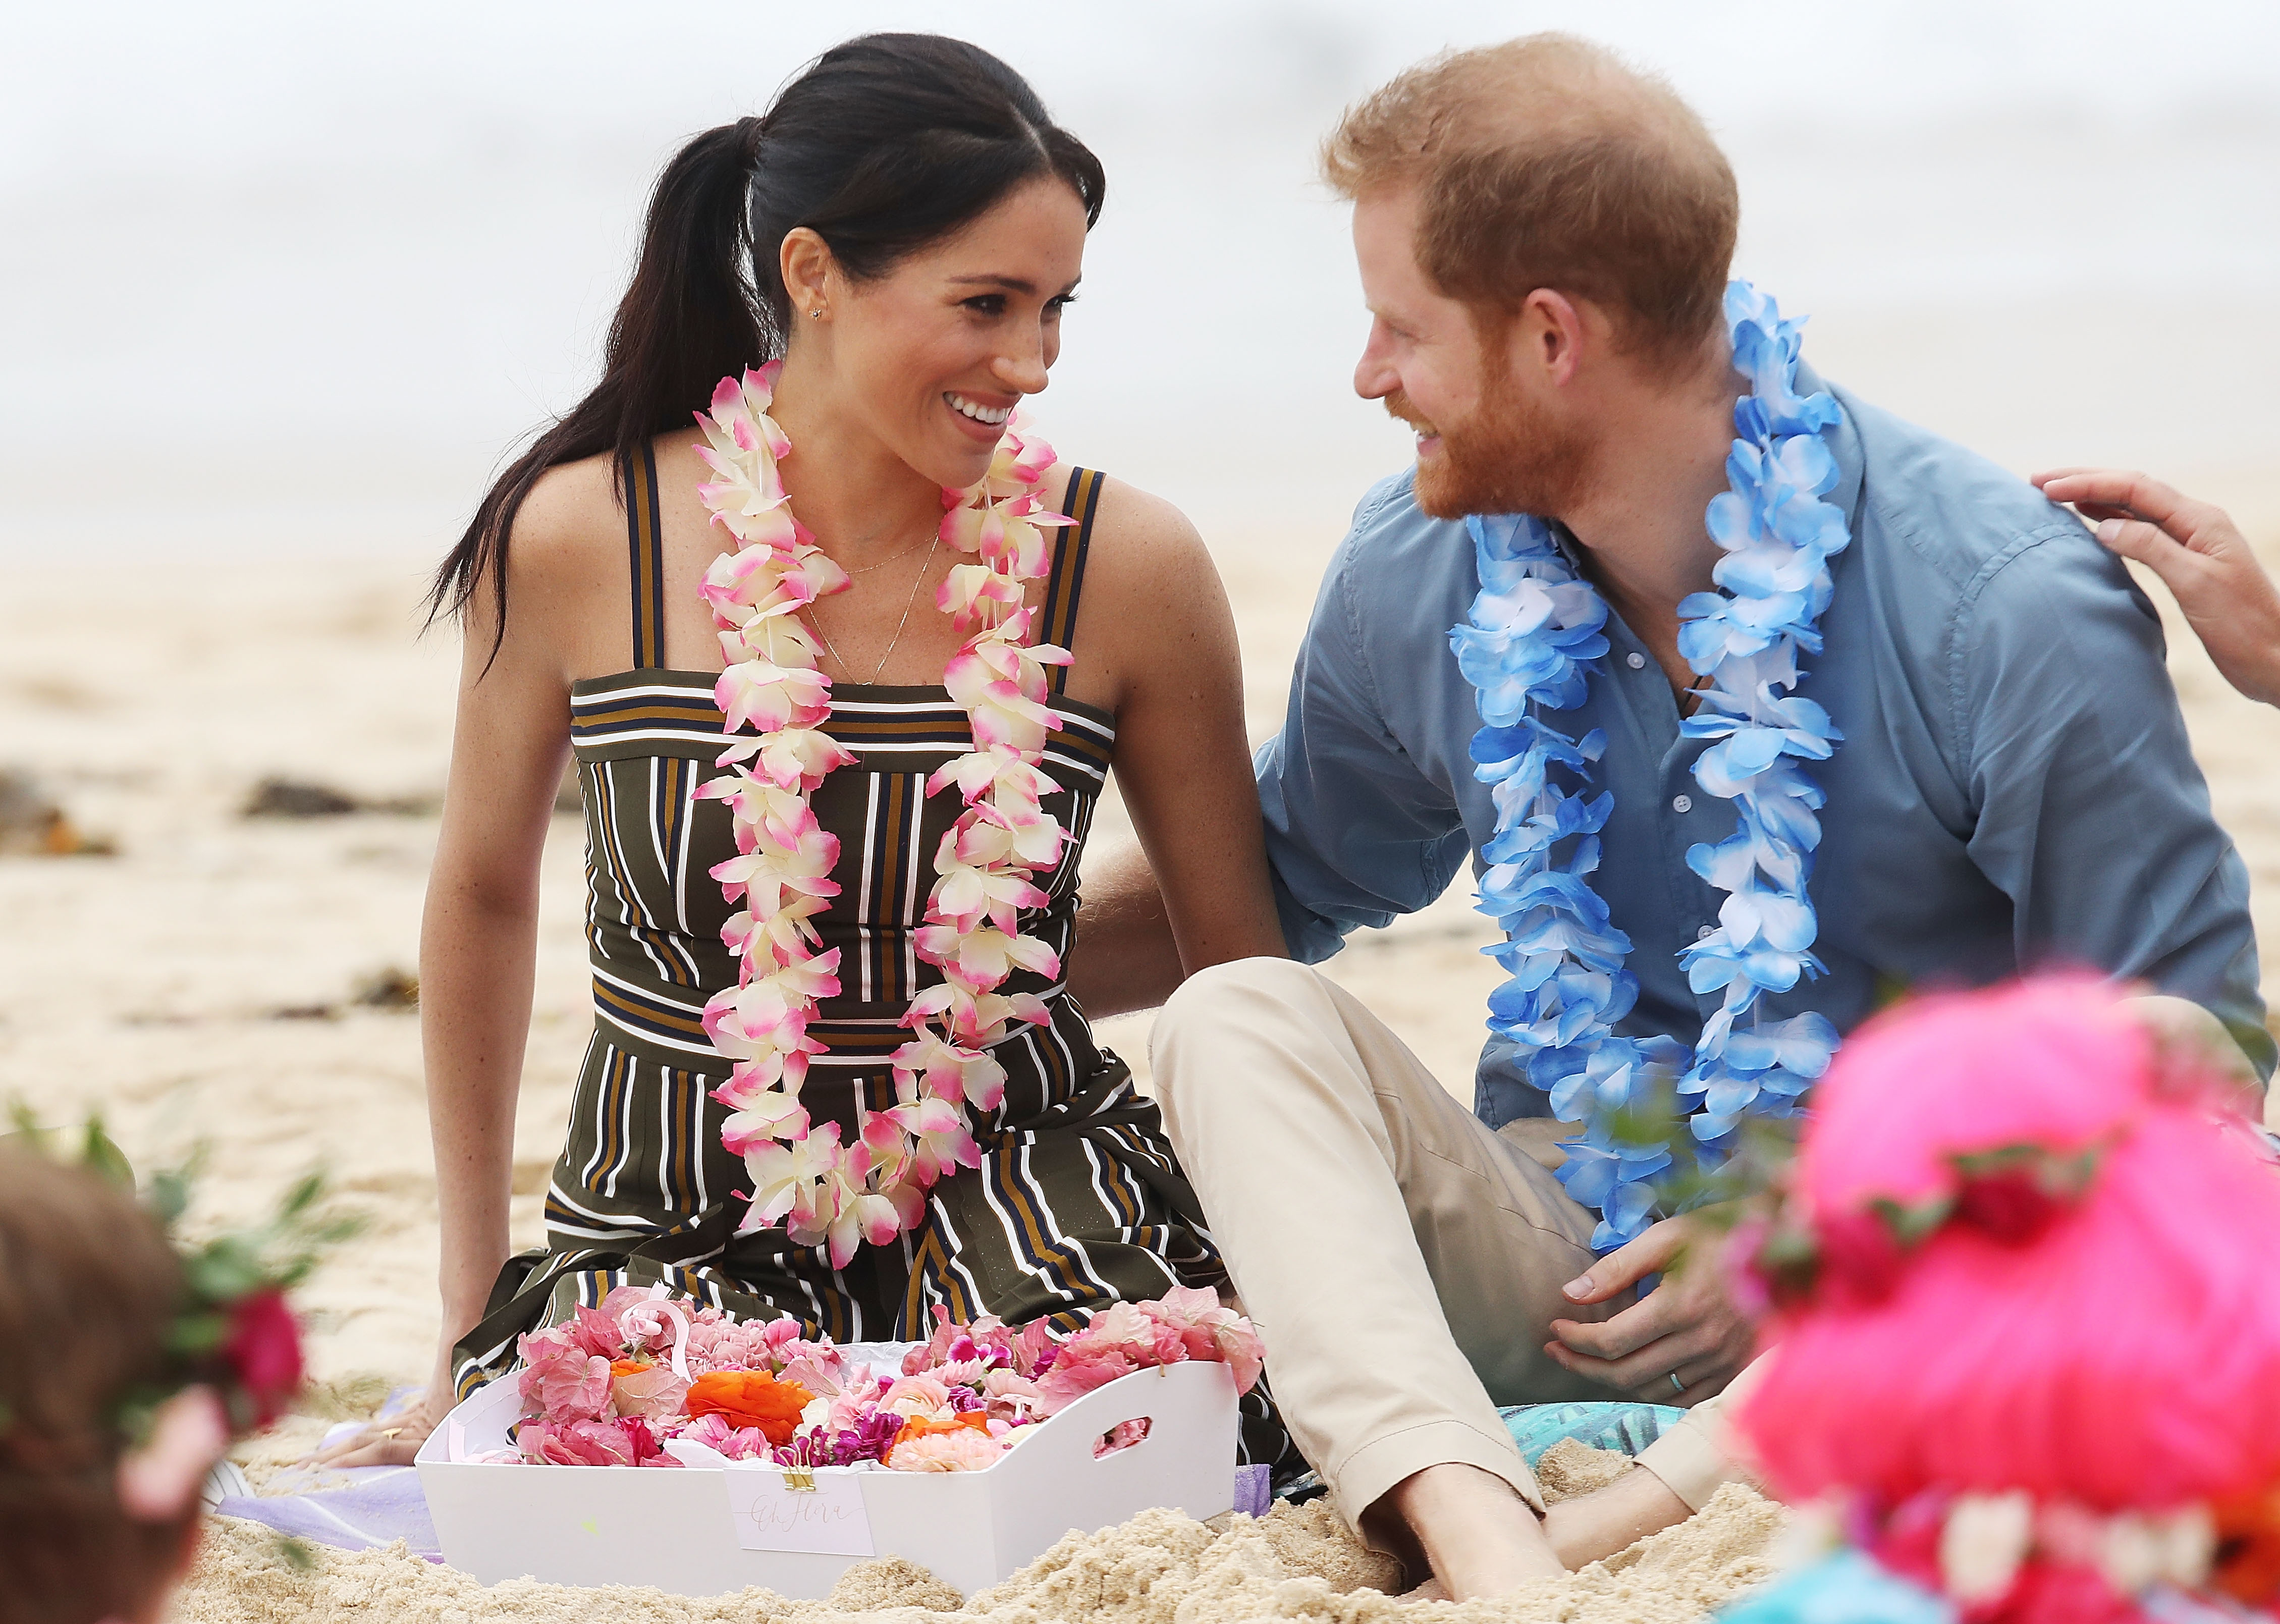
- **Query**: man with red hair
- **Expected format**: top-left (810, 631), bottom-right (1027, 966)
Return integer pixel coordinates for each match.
top-left (1075, 34), bottom-right (2267, 1601)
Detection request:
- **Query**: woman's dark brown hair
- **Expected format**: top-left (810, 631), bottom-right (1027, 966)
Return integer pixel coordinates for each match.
top-left (0, 1149), bottom-right (190, 1624)
top-left (427, 32), bottom-right (1106, 669)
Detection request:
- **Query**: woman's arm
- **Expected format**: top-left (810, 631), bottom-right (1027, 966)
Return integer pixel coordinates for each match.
top-left (1066, 481), bottom-right (1286, 1017)
top-left (316, 481), bottom-right (591, 1465)
top-left (421, 586), bottom-right (572, 1380)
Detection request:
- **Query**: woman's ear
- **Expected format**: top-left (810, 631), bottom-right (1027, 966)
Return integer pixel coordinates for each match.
top-left (779, 227), bottom-right (836, 324)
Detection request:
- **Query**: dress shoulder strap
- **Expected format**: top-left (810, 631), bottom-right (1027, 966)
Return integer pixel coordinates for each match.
top-left (623, 441), bottom-right (667, 670)
top-left (1039, 467), bottom-right (1107, 695)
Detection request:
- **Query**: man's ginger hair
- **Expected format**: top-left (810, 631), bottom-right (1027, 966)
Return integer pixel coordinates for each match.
top-left (1323, 35), bottom-right (1738, 371)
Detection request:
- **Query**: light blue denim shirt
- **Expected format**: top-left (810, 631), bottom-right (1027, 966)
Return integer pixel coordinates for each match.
top-left (1257, 364), bottom-right (2274, 1123)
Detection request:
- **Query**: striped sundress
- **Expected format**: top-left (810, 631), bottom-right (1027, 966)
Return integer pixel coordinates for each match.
top-left (453, 448), bottom-right (1292, 1467)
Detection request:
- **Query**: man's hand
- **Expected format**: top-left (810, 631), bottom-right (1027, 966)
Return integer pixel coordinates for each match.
top-left (2032, 468), bottom-right (2280, 709)
top-left (1544, 1214), bottom-right (1752, 1404)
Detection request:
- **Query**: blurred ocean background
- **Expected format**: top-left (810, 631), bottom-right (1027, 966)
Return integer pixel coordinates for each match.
top-left (5, 0), bottom-right (2277, 566)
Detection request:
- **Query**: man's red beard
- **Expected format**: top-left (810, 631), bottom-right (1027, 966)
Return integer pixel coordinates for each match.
top-left (1388, 360), bottom-right (1590, 521)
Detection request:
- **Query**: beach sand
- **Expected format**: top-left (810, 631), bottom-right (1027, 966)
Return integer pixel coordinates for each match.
top-left (3, 485), bottom-right (2277, 1620)
top-left (174, 1447), bottom-right (1784, 1624)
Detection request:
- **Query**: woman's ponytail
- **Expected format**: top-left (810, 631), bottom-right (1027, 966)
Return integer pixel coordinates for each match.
top-left (426, 116), bottom-right (766, 661)
top-left (430, 35), bottom-right (1103, 670)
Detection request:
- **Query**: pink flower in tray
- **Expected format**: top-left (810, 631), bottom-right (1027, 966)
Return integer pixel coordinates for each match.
top-left (609, 1362), bottom-right (689, 1424)
top-left (775, 1342), bottom-right (853, 1397)
top-left (679, 1412), bottom-right (775, 1461)
top-left (518, 1416), bottom-right (675, 1468)
top-left (981, 1369), bottom-right (1047, 1425)
top-left (887, 1428), bottom-right (1006, 1473)
top-left (562, 1304), bottom-right (627, 1361)
top-left (881, 1373), bottom-right (956, 1422)
top-left (1068, 1301), bottom-right (1188, 1368)
top-left (678, 1317), bottom-right (755, 1375)
top-left (826, 1368), bottom-right (885, 1431)
top-left (517, 1331), bottom-right (612, 1425)
top-left (1012, 1318), bottom-right (1060, 1379)
top-left (1141, 1286), bottom-right (1266, 1394)
top-left (930, 1357), bottom-right (992, 1390)
top-left (1033, 1341), bottom-right (1138, 1414)
top-left (598, 1286), bottom-right (688, 1360)
top-left (1094, 1418), bottom-right (1152, 1458)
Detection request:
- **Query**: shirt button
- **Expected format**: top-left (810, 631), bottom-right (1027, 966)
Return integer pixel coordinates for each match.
top-left (1697, 925), bottom-right (1716, 941)
top-left (1625, 652), bottom-right (1646, 670)
top-left (1671, 794), bottom-right (1693, 813)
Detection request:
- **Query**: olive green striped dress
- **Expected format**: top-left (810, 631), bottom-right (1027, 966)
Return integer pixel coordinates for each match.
top-left (455, 447), bottom-right (1291, 1468)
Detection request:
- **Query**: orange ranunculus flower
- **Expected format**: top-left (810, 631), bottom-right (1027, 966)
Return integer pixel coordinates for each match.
top-left (896, 1411), bottom-right (991, 1441)
top-left (610, 1359), bottom-right (654, 1378)
top-left (2213, 1485), bottom-right (2280, 1605)
top-left (684, 1371), bottom-right (815, 1445)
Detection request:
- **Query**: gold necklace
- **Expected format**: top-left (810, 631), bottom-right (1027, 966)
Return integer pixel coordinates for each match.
top-left (808, 534), bottom-right (940, 685)
top-left (838, 529), bottom-right (938, 576)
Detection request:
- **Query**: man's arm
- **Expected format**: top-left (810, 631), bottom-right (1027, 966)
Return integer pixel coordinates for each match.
top-left (1072, 478), bottom-right (1473, 1015)
top-left (1069, 844), bottom-right (1184, 1018)
top-left (1961, 527), bottom-right (2274, 1080)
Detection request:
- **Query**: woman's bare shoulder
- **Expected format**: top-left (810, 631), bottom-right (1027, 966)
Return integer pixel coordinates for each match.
top-left (505, 448), bottom-right (626, 585)
top-left (1059, 469), bottom-right (1215, 595)
top-left (1050, 468), bottom-right (1237, 713)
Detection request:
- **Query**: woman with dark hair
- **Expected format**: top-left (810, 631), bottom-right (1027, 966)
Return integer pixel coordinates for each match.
top-left (321, 33), bottom-right (1291, 1467)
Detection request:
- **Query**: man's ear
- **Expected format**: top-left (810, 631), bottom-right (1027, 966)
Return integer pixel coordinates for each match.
top-left (1512, 289), bottom-right (1589, 390)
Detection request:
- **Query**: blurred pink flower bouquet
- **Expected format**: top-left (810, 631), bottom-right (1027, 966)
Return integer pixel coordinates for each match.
top-left (506, 1284), bottom-right (1262, 1473)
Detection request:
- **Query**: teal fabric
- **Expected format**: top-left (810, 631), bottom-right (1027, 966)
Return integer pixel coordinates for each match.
top-left (1499, 1400), bottom-right (1684, 1465)
top-left (1715, 1551), bottom-right (1956, 1623)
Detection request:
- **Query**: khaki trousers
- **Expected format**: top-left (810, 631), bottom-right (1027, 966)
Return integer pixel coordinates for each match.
top-left (1149, 956), bottom-right (1739, 1531)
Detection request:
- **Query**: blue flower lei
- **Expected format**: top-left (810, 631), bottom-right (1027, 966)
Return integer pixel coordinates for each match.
top-left (1449, 282), bottom-right (1850, 1251)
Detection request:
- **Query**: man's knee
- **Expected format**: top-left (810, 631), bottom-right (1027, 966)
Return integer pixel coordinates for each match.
top-left (1150, 957), bottom-right (1335, 1107)
top-left (1160, 955), bottom-right (1323, 1026)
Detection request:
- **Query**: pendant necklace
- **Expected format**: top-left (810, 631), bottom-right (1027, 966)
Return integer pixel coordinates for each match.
top-left (808, 533), bottom-right (941, 685)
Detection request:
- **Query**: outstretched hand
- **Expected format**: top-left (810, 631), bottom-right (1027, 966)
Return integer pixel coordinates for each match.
top-left (306, 1384), bottom-right (448, 1469)
top-left (2033, 468), bottom-right (2280, 709)
top-left (1544, 1214), bottom-right (1753, 1405)
top-left (307, 1344), bottom-right (460, 1469)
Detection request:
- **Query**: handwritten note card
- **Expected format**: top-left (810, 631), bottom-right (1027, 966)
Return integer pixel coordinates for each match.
top-left (723, 1465), bottom-right (877, 1556)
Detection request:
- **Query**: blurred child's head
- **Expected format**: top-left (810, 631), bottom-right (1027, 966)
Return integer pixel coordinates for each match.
top-left (0, 1148), bottom-right (209, 1624)
top-left (1734, 977), bottom-right (2280, 1614)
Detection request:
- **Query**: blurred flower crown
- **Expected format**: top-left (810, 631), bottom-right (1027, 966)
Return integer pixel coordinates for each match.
top-left (2, 1109), bottom-right (357, 1511)
top-left (1735, 1137), bottom-right (2111, 1315)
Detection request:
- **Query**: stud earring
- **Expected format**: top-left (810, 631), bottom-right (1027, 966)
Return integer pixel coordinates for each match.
top-left (809, 308), bottom-right (824, 320)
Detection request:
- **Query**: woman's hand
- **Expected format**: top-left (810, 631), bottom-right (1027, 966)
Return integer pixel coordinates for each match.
top-left (2033, 468), bottom-right (2280, 708)
top-left (305, 1340), bottom-right (461, 1469)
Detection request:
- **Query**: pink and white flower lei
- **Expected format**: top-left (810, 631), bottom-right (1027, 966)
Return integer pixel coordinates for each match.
top-left (691, 362), bottom-right (1074, 1266)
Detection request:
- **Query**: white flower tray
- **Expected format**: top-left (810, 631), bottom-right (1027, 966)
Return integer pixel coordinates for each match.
top-left (414, 1349), bottom-right (1239, 1599)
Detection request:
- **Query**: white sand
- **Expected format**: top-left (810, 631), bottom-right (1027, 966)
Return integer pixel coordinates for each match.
top-left (3, 486), bottom-right (2277, 1619)
top-left (177, 1447), bottom-right (1785, 1624)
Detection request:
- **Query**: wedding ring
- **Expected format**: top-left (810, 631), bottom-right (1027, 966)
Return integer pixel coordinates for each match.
top-left (1668, 1373), bottom-right (1685, 1395)
top-left (378, 1428), bottom-right (404, 1439)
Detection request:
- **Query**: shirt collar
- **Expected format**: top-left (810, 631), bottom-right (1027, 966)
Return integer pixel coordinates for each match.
top-left (1792, 356), bottom-right (1865, 529)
